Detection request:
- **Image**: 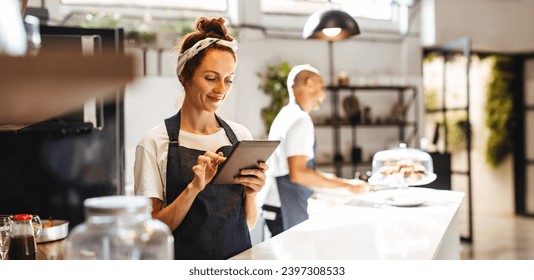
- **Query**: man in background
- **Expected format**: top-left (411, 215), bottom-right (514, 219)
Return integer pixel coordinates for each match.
top-left (261, 64), bottom-right (368, 236)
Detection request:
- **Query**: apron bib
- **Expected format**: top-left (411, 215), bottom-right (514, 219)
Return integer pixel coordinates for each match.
top-left (164, 111), bottom-right (251, 260)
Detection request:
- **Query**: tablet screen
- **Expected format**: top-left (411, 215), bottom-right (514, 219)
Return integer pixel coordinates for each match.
top-left (210, 140), bottom-right (280, 185)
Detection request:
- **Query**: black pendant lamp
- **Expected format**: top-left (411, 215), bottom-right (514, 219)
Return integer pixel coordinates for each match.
top-left (303, 9), bottom-right (360, 41)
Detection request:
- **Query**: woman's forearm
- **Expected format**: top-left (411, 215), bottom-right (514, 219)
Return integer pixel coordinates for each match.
top-left (244, 193), bottom-right (259, 230)
top-left (153, 183), bottom-right (201, 231)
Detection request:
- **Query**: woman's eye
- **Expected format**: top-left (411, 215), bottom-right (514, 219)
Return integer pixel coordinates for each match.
top-left (205, 77), bottom-right (216, 81)
top-left (225, 80), bottom-right (233, 84)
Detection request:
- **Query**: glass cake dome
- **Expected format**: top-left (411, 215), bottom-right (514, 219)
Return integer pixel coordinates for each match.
top-left (368, 143), bottom-right (436, 188)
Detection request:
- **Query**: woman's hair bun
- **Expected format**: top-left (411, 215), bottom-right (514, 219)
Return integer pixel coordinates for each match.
top-left (195, 17), bottom-right (229, 38)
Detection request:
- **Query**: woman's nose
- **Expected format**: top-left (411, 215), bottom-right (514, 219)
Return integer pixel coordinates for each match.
top-left (213, 81), bottom-right (226, 94)
top-left (213, 86), bottom-right (223, 94)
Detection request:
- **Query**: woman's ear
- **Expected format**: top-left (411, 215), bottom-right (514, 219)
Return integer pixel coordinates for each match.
top-left (178, 75), bottom-right (186, 86)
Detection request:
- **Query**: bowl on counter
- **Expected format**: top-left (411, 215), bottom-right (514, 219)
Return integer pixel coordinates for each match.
top-left (37, 219), bottom-right (69, 243)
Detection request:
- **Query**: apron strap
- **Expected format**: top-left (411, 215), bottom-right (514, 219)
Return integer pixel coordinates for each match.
top-left (215, 114), bottom-right (239, 146)
top-left (165, 111), bottom-right (237, 145)
top-left (307, 137), bottom-right (317, 170)
top-left (163, 111), bottom-right (182, 207)
top-left (164, 111), bottom-right (181, 143)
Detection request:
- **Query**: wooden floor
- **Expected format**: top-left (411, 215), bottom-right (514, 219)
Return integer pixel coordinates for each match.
top-left (461, 212), bottom-right (534, 259)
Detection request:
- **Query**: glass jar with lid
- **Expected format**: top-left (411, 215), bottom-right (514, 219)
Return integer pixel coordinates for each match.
top-left (64, 196), bottom-right (173, 260)
top-left (368, 143), bottom-right (436, 189)
top-left (9, 214), bottom-right (38, 260)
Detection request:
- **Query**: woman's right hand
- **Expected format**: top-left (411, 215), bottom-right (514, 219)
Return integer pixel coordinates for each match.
top-left (190, 151), bottom-right (226, 192)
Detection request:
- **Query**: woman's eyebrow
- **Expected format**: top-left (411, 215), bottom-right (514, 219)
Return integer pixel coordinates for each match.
top-left (203, 70), bottom-right (235, 76)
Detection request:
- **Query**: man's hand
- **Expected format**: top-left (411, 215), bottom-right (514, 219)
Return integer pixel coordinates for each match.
top-left (345, 179), bottom-right (370, 194)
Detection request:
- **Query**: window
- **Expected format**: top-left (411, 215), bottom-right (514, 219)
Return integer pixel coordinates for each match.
top-left (261, 0), bottom-right (393, 21)
top-left (61, 0), bottom-right (228, 12)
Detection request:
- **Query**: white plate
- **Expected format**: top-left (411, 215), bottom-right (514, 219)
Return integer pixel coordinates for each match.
top-left (385, 196), bottom-right (427, 207)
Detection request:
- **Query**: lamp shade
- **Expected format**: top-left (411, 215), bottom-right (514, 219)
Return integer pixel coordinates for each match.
top-left (303, 9), bottom-right (360, 41)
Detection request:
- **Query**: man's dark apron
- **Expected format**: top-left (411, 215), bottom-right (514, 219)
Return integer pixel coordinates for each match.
top-left (164, 111), bottom-right (251, 260)
top-left (277, 142), bottom-right (316, 231)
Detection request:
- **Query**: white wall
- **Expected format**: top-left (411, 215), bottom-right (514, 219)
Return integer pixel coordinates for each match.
top-left (422, 0), bottom-right (534, 53)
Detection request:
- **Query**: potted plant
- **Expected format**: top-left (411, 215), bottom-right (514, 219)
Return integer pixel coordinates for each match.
top-left (257, 61), bottom-right (292, 135)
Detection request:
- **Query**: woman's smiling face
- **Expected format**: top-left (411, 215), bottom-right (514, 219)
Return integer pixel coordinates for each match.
top-left (183, 49), bottom-right (236, 113)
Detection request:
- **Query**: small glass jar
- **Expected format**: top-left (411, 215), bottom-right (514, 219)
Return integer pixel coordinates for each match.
top-left (9, 214), bottom-right (37, 260)
top-left (64, 196), bottom-right (174, 260)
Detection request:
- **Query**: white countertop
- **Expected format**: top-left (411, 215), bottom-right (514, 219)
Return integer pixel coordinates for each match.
top-left (232, 187), bottom-right (464, 260)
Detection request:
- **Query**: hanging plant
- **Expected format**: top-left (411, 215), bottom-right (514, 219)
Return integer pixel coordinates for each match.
top-left (257, 61), bottom-right (292, 135)
top-left (424, 89), bottom-right (438, 112)
top-left (442, 114), bottom-right (469, 151)
top-left (428, 113), bottom-right (469, 152)
top-left (484, 55), bottom-right (517, 167)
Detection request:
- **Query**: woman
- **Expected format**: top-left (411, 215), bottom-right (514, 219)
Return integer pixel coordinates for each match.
top-left (134, 17), bottom-right (267, 260)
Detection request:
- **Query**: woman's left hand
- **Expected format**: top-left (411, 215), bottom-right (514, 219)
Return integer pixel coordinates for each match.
top-left (234, 161), bottom-right (268, 195)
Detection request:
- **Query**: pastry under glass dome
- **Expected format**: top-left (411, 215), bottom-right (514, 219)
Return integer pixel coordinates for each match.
top-left (368, 143), bottom-right (436, 189)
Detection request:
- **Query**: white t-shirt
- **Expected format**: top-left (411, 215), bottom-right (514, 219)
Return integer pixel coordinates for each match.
top-left (134, 119), bottom-right (253, 201)
top-left (261, 102), bottom-right (315, 207)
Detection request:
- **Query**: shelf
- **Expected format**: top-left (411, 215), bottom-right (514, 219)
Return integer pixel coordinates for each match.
top-left (0, 53), bottom-right (136, 130)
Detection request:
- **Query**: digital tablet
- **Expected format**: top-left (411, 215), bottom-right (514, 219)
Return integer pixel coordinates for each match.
top-left (210, 140), bottom-right (281, 185)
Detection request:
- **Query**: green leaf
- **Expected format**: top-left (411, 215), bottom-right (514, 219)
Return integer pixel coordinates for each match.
top-left (258, 61), bottom-right (292, 135)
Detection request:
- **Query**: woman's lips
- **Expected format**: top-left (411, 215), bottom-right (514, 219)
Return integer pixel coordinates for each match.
top-left (208, 96), bottom-right (222, 102)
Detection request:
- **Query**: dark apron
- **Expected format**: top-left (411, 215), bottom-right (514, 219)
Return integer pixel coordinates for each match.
top-left (277, 140), bottom-right (316, 231)
top-left (164, 111), bottom-right (251, 260)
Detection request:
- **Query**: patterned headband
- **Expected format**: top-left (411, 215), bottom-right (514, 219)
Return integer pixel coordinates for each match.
top-left (177, 37), bottom-right (238, 76)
